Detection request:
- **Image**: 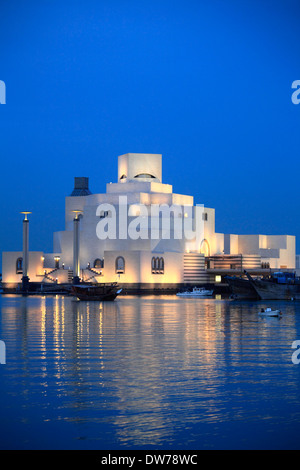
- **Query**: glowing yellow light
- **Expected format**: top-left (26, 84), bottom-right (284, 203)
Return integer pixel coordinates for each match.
top-left (20, 211), bottom-right (32, 220)
top-left (71, 210), bottom-right (83, 220)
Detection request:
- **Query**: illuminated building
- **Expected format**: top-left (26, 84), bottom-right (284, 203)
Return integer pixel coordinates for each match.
top-left (2, 153), bottom-right (296, 291)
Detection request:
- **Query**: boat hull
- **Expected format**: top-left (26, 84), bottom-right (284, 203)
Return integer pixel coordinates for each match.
top-left (176, 287), bottom-right (214, 297)
top-left (71, 283), bottom-right (121, 301)
top-left (225, 276), bottom-right (259, 300)
top-left (251, 280), bottom-right (300, 300)
top-left (259, 310), bottom-right (281, 317)
top-left (176, 292), bottom-right (213, 297)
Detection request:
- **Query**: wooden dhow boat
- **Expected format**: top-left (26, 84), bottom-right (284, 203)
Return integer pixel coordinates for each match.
top-left (71, 282), bottom-right (122, 301)
top-left (244, 270), bottom-right (300, 301)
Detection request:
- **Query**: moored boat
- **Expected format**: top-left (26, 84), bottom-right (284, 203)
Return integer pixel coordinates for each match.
top-left (244, 270), bottom-right (300, 301)
top-left (259, 307), bottom-right (281, 317)
top-left (71, 282), bottom-right (122, 301)
top-left (176, 286), bottom-right (214, 297)
top-left (225, 275), bottom-right (259, 300)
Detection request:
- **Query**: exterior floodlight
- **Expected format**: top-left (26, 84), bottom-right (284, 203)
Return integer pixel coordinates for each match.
top-left (20, 211), bottom-right (32, 220)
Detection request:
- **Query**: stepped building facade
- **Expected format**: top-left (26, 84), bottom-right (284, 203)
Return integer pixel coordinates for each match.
top-left (2, 153), bottom-right (296, 291)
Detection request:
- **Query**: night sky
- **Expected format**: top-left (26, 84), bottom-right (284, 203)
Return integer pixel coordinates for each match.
top-left (0, 0), bottom-right (300, 259)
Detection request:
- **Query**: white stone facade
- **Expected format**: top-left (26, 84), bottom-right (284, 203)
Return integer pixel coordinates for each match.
top-left (2, 153), bottom-right (296, 288)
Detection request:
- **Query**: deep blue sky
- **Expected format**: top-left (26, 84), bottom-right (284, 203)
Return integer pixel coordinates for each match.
top-left (0, 0), bottom-right (300, 259)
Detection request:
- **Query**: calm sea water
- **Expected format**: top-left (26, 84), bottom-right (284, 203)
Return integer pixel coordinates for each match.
top-left (0, 294), bottom-right (300, 450)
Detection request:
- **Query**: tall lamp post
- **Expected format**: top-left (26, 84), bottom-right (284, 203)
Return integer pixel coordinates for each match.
top-left (20, 211), bottom-right (32, 293)
top-left (72, 210), bottom-right (82, 284)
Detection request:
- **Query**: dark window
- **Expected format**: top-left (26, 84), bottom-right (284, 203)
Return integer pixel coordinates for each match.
top-left (16, 257), bottom-right (23, 274)
top-left (202, 212), bottom-right (208, 221)
top-left (115, 256), bottom-right (125, 274)
top-left (99, 210), bottom-right (110, 219)
top-left (134, 173), bottom-right (156, 179)
top-left (152, 256), bottom-right (164, 274)
top-left (94, 258), bottom-right (104, 269)
top-left (159, 257), bottom-right (164, 273)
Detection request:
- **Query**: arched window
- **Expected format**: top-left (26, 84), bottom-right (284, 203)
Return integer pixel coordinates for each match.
top-left (16, 257), bottom-right (23, 274)
top-left (200, 239), bottom-right (210, 257)
top-left (134, 173), bottom-right (156, 179)
top-left (94, 258), bottom-right (104, 269)
top-left (152, 256), bottom-right (164, 274)
top-left (159, 257), bottom-right (164, 274)
top-left (115, 256), bottom-right (125, 274)
top-left (152, 256), bottom-right (157, 273)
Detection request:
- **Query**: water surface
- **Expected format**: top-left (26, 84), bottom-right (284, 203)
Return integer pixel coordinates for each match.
top-left (0, 294), bottom-right (300, 449)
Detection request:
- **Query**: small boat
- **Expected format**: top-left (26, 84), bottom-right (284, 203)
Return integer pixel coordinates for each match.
top-left (71, 283), bottom-right (122, 301)
top-left (176, 286), bottom-right (214, 297)
top-left (259, 307), bottom-right (281, 317)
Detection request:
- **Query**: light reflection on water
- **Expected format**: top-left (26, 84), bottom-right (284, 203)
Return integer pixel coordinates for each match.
top-left (0, 295), bottom-right (300, 449)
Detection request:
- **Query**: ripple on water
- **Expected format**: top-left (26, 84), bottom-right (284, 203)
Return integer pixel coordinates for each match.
top-left (0, 295), bottom-right (300, 449)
